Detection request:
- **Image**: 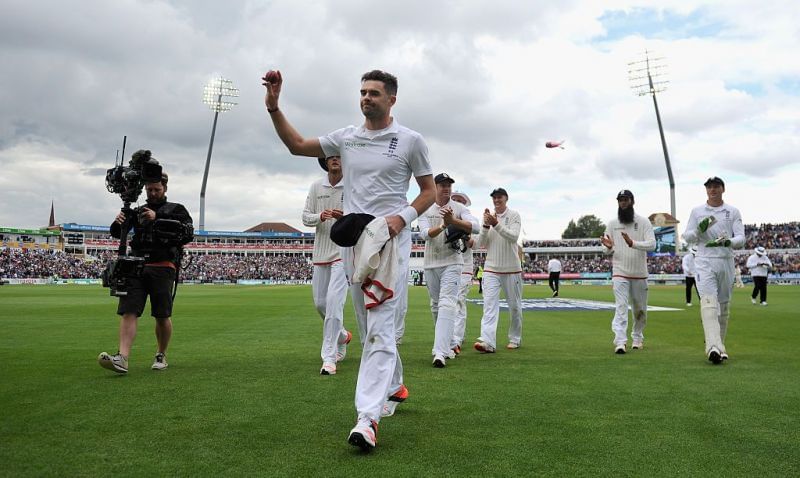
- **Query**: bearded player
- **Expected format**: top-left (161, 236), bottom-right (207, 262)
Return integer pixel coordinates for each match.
top-left (600, 190), bottom-right (655, 354)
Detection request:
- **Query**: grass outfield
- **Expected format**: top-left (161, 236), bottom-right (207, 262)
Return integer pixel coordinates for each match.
top-left (1, 283), bottom-right (798, 476)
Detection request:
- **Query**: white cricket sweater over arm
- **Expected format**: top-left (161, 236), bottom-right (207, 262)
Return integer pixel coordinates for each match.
top-left (683, 202), bottom-right (745, 259)
top-left (352, 217), bottom-right (398, 309)
top-left (604, 214), bottom-right (654, 279)
top-left (479, 208), bottom-right (522, 273)
top-left (302, 177), bottom-right (343, 264)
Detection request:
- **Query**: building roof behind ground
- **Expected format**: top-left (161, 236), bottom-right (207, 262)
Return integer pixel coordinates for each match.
top-left (245, 222), bottom-right (301, 234)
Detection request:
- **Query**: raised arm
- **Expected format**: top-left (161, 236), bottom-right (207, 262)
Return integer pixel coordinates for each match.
top-left (263, 70), bottom-right (325, 158)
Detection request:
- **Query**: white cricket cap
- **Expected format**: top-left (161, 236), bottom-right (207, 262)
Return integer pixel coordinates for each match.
top-left (755, 246), bottom-right (766, 255)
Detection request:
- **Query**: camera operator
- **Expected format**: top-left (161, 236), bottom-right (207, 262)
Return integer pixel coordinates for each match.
top-left (98, 172), bottom-right (193, 374)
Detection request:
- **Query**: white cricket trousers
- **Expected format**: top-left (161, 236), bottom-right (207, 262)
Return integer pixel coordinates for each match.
top-left (343, 228), bottom-right (410, 422)
top-left (312, 261), bottom-right (349, 364)
top-left (695, 257), bottom-right (734, 354)
top-left (478, 271), bottom-right (523, 349)
top-left (453, 272), bottom-right (473, 347)
top-left (425, 263), bottom-right (462, 356)
top-left (611, 277), bottom-right (648, 346)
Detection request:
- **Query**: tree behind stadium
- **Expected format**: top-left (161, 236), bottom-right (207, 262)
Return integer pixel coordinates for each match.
top-left (562, 215), bottom-right (606, 239)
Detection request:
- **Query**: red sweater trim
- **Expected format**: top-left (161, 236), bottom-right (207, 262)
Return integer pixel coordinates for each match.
top-left (362, 278), bottom-right (394, 309)
top-left (312, 258), bottom-right (342, 266)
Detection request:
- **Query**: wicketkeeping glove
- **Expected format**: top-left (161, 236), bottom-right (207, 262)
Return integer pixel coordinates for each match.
top-left (698, 216), bottom-right (716, 233)
top-left (705, 236), bottom-right (731, 247)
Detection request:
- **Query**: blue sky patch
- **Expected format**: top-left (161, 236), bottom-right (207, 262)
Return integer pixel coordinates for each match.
top-left (726, 82), bottom-right (765, 96)
top-left (597, 7), bottom-right (726, 42)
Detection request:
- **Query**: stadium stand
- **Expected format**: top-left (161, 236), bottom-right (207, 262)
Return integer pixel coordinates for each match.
top-left (1, 222), bottom-right (799, 282)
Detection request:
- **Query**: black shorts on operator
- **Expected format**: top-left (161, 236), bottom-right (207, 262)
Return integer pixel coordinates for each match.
top-left (117, 266), bottom-right (176, 319)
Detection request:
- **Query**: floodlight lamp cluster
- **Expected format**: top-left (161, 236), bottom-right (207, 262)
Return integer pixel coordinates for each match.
top-left (627, 50), bottom-right (669, 97)
top-left (203, 77), bottom-right (239, 112)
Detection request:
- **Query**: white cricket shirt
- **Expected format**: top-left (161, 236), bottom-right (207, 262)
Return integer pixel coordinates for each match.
top-left (547, 258), bottom-right (562, 273)
top-left (682, 202), bottom-right (745, 259)
top-left (746, 253), bottom-right (772, 277)
top-left (681, 253), bottom-right (696, 278)
top-left (319, 120), bottom-right (432, 219)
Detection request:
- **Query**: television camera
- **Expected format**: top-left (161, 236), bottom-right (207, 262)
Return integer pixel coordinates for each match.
top-left (102, 138), bottom-right (191, 297)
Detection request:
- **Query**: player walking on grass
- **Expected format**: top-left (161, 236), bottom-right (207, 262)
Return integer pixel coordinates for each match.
top-left (600, 190), bottom-right (655, 354)
top-left (418, 174), bottom-right (479, 368)
top-left (302, 155), bottom-right (352, 376)
top-left (474, 188), bottom-right (523, 353)
top-left (263, 69), bottom-right (435, 451)
top-left (682, 177), bottom-right (744, 364)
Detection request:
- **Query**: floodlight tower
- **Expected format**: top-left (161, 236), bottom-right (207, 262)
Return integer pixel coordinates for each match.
top-left (628, 50), bottom-right (675, 219)
top-left (200, 77), bottom-right (239, 231)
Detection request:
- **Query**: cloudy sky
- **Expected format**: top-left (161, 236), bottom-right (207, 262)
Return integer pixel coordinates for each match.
top-left (1, 0), bottom-right (798, 239)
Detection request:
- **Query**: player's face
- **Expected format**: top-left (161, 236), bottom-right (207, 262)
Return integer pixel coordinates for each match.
top-left (145, 181), bottom-right (166, 203)
top-left (326, 156), bottom-right (342, 174)
top-left (705, 183), bottom-right (724, 202)
top-left (492, 194), bottom-right (507, 210)
top-left (436, 182), bottom-right (452, 202)
top-left (360, 80), bottom-right (395, 120)
top-left (617, 197), bottom-right (633, 209)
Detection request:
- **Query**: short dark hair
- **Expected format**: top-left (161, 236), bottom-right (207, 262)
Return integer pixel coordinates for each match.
top-left (361, 70), bottom-right (398, 96)
top-left (148, 172), bottom-right (168, 188)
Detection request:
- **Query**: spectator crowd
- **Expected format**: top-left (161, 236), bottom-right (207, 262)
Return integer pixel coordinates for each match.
top-left (744, 222), bottom-right (800, 250)
top-left (0, 249), bottom-right (313, 282)
top-left (2, 221), bottom-right (800, 280)
top-left (0, 248), bottom-right (106, 279)
top-left (523, 239), bottom-right (601, 248)
top-left (181, 254), bottom-right (312, 282)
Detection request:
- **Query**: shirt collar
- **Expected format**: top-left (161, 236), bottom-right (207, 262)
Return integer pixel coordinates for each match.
top-left (703, 201), bottom-right (726, 212)
top-left (354, 119), bottom-right (400, 139)
top-left (321, 176), bottom-right (343, 189)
